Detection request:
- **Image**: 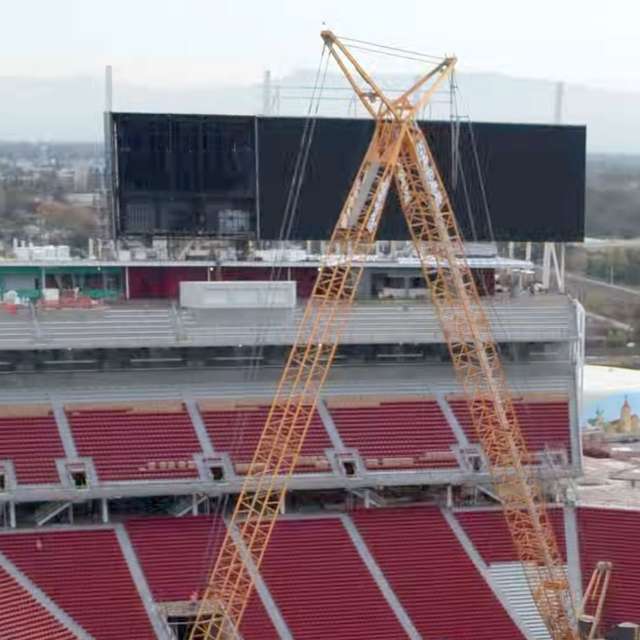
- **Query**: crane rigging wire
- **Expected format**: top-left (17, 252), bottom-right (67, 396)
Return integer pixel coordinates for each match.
top-left (337, 35), bottom-right (444, 62)
top-left (448, 79), bottom-right (525, 392)
top-left (450, 77), bottom-right (571, 544)
top-left (185, 30), bottom-right (579, 639)
top-left (339, 43), bottom-right (444, 66)
top-left (193, 41), bottom-right (331, 610)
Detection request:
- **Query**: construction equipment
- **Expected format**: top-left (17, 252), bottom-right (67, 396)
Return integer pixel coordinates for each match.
top-left (579, 561), bottom-right (613, 640)
top-left (189, 32), bottom-right (579, 640)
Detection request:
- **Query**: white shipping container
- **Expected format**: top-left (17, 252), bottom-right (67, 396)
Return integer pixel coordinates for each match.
top-left (180, 281), bottom-right (296, 309)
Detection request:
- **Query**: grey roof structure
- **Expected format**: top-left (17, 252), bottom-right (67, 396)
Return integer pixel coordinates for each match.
top-left (0, 294), bottom-right (578, 351)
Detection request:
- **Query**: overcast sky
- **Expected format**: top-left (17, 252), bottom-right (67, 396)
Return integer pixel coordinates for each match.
top-left (3, 0), bottom-right (640, 91)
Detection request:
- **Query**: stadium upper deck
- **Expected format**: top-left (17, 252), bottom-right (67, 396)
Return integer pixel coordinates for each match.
top-left (0, 294), bottom-right (577, 351)
top-left (0, 244), bottom-right (594, 638)
top-left (0, 241), bottom-right (585, 518)
top-left (0, 359), bottom-right (580, 514)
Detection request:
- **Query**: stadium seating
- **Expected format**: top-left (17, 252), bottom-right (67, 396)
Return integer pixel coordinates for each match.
top-left (37, 304), bottom-right (176, 348)
top-left (0, 411), bottom-right (65, 484)
top-left (126, 515), bottom-right (278, 639)
top-left (448, 397), bottom-right (572, 461)
top-left (0, 529), bottom-right (155, 639)
top-left (128, 513), bottom-right (406, 639)
top-left (455, 507), bottom-right (567, 563)
top-left (67, 407), bottom-right (202, 481)
top-left (4, 505), bottom-right (638, 639)
top-left (0, 566), bottom-right (76, 639)
top-left (352, 505), bottom-right (525, 639)
top-left (578, 506), bottom-right (640, 629)
top-left (260, 517), bottom-right (407, 639)
top-left (200, 404), bottom-right (331, 473)
top-left (329, 399), bottom-right (458, 470)
top-left (0, 311), bottom-right (35, 349)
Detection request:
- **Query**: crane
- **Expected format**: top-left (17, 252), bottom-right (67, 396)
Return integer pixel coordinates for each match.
top-left (579, 562), bottom-right (613, 640)
top-left (189, 32), bottom-right (579, 640)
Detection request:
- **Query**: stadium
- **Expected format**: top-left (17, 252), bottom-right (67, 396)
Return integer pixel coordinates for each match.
top-left (0, 30), bottom-right (638, 640)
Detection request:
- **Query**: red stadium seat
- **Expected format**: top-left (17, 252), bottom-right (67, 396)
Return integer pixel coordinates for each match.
top-left (126, 515), bottom-right (278, 639)
top-left (67, 408), bottom-right (202, 481)
top-left (200, 405), bottom-right (331, 474)
top-left (455, 507), bottom-right (567, 563)
top-left (448, 398), bottom-right (572, 461)
top-left (0, 413), bottom-right (65, 484)
top-left (330, 400), bottom-right (458, 470)
top-left (0, 566), bottom-right (76, 639)
top-left (352, 505), bottom-right (525, 639)
top-left (578, 507), bottom-right (640, 629)
top-left (0, 529), bottom-right (155, 639)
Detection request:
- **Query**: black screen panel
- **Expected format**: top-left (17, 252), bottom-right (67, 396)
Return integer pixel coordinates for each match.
top-left (257, 117), bottom-right (585, 241)
top-left (113, 113), bottom-right (256, 236)
top-left (111, 113), bottom-right (585, 241)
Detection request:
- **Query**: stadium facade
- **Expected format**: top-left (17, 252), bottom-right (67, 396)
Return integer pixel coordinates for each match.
top-left (0, 115), bottom-right (638, 639)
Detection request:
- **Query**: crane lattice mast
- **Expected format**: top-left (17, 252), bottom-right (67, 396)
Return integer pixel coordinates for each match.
top-left (188, 31), bottom-right (578, 640)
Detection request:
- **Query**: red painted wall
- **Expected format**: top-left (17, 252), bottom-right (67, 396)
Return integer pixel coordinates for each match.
top-left (474, 268), bottom-right (496, 296)
top-left (578, 507), bottom-right (640, 630)
top-left (127, 265), bottom-right (493, 300)
top-left (127, 266), bottom-right (318, 300)
top-left (127, 267), bottom-right (208, 299)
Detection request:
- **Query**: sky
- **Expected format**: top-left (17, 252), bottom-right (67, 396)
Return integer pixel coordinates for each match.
top-left (3, 0), bottom-right (640, 92)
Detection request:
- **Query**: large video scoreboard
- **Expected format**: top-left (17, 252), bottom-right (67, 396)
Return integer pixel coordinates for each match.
top-left (110, 113), bottom-right (585, 241)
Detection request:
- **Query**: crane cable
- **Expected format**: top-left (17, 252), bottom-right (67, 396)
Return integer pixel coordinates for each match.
top-left (452, 75), bottom-right (573, 626)
top-left (194, 41), bottom-right (330, 607)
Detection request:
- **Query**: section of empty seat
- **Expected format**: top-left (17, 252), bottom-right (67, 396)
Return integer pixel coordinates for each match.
top-left (578, 506), bottom-right (640, 629)
top-left (260, 517), bottom-right (408, 640)
top-left (0, 406), bottom-right (65, 484)
top-left (199, 402), bottom-right (331, 473)
top-left (126, 515), bottom-right (278, 639)
top-left (352, 505), bottom-right (524, 639)
top-left (67, 404), bottom-right (201, 481)
top-left (0, 529), bottom-right (155, 639)
top-left (37, 304), bottom-right (176, 348)
top-left (456, 507), bottom-right (569, 640)
top-left (0, 566), bottom-right (77, 639)
top-left (0, 310), bottom-right (35, 349)
top-left (448, 396), bottom-right (571, 461)
top-left (329, 398), bottom-right (458, 470)
top-left (455, 507), bottom-right (567, 563)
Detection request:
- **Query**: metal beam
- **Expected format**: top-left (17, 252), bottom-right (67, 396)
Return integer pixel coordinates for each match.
top-left (50, 395), bottom-right (78, 458)
top-left (226, 521), bottom-right (293, 640)
top-left (0, 464), bottom-right (576, 508)
top-left (114, 524), bottom-right (173, 640)
top-left (184, 392), bottom-right (215, 456)
top-left (340, 513), bottom-right (420, 640)
top-left (436, 394), bottom-right (469, 447)
top-left (442, 508), bottom-right (535, 640)
top-left (315, 398), bottom-right (345, 450)
top-left (563, 506), bottom-right (583, 605)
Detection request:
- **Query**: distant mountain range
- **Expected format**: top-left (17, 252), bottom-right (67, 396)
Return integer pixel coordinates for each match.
top-left (1, 70), bottom-right (639, 153)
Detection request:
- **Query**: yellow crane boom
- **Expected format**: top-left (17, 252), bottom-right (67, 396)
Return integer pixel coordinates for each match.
top-left (395, 122), bottom-right (576, 639)
top-left (188, 118), bottom-right (409, 640)
top-left (189, 31), bottom-right (578, 640)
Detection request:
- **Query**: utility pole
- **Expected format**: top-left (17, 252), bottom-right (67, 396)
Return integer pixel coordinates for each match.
top-left (103, 65), bottom-right (115, 242)
top-left (554, 81), bottom-right (565, 125)
top-left (542, 80), bottom-right (567, 292)
top-left (262, 70), bottom-right (272, 116)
